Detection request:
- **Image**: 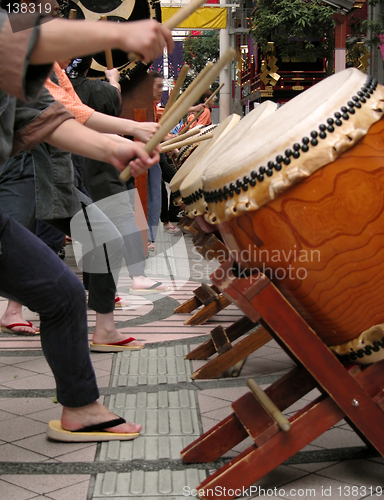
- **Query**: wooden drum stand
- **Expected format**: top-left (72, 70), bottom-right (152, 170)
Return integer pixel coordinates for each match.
top-left (181, 259), bottom-right (384, 499)
top-left (175, 216), bottom-right (271, 379)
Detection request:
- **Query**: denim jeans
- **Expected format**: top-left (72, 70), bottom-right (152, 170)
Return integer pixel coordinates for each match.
top-left (0, 210), bottom-right (99, 407)
top-left (147, 162), bottom-right (162, 242)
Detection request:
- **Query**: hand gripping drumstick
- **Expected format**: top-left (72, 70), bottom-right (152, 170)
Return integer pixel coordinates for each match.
top-left (158, 62), bottom-right (214, 127)
top-left (100, 16), bottom-right (114, 70)
top-left (161, 64), bottom-right (190, 122)
top-left (119, 48), bottom-right (236, 182)
top-left (160, 126), bottom-right (201, 147)
top-left (160, 131), bottom-right (213, 153)
top-left (177, 83), bottom-right (224, 135)
top-left (178, 108), bottom-right (204, 136)
top-left (128, 0), bottom-right (207, 62)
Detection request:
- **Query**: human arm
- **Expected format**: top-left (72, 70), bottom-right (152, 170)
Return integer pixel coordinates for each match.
top-left (44, 119), bottom-right (159, 177)
top-left (84, 112), bottom-right (161, 143)
top-left (30, 18), bottom-right (174, 65)
top-left (104, 68), bottom-right (121, 93)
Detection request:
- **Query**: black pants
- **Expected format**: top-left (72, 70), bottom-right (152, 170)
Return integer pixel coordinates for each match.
top-left (0, 210), bottom-right (99, 407)
top-left (160, 154), bottom-right (182, 224)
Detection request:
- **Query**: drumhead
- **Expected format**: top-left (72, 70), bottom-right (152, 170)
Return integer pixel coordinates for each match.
top-left (175, 124), bottom-right (217, 167)
top-left (201, 68), bottom-right (384, 224)
top-left (180, 100), bottom-right (278, 216)
top-left (170, 116), bottom-right (240, 201)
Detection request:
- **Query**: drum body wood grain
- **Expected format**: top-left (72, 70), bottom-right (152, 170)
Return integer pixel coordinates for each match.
top-left (217, 118), bottom-right (384, 348)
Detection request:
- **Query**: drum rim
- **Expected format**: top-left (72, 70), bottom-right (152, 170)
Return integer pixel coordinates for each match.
top-left (200, 70), bottom-right (383, 224)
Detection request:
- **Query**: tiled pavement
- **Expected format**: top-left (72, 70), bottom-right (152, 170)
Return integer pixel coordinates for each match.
top-left (0, 227), bottom-right (383, 500)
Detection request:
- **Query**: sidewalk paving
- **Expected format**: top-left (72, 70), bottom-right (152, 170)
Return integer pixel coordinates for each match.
top-left (0, 227), bottom-right (383, 500)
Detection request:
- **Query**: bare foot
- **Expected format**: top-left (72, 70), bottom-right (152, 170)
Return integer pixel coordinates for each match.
top-left (61, 401), bottom-right (141, 433)
top-left (91, 311), bottom-right (145, 348)
top-left (131, 276), bottom-right (169, 291)
top-left (1, 300), bottom-right (39, 335)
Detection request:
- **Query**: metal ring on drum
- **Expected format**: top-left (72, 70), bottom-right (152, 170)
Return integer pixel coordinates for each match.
top-left (179, 100), bottom-right (278, 218)
top-left (198, 68), bottom-right (384, 365)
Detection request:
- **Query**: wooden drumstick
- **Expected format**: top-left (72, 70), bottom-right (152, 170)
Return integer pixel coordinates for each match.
top-left (160, 126), bottom-right (201, 147)
top-left (160, 132), bottom-right (213, 153)
top-left (69, 9), bottom-right (77, 19)
top-left (158, 62), bottom-right (214, 127)
top-left (119, 48), bottom-right (236, 182)
top-left (204, 82), bottom-right (224, 107)
top-left (247, 378), bottom-right (291, 432)
top-left (178, 108), bottom-right (203, 135)
top-left (178, 83), bottom-right (225, 135)
top-left (177, 82), bottom-right (223, 135)
top-left (128, 0), bottom-right (207, 62)
top-left (100, 16), bottom-right (114, 70)
top-left (161, 64), bottom-right (190, 122)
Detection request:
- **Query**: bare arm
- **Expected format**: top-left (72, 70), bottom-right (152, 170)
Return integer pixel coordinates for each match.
top-left (105, 68), bottom-right (121, 93)
top-left (84, 112), bottom-right (161, 143)
top-left (30, 18), bottom-right (174, 65)
top-left (44, 119), bottom-right (159, 177)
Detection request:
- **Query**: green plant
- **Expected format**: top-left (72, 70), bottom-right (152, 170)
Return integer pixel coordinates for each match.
top-left (182, 31), bottom-right (220, 91)
top-left (250, 0), bottom-right (336, 66)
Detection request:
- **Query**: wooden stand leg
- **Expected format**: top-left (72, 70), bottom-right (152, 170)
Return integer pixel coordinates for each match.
top-left (182, 365), bottom-right (317, 463)
top-left (175, 284), bottom-right (226, 318)
top-left (181, 262), bottom-right (384, 499)
top-left (186, 316), bottom-right (257, 359)
top-left (174, 225), bottom-right (231, 324)
top-left (190, 325), bottom-right (271, 379)
top-left (184, 294), bottom-right (231, 326)
top-left (188, 363), bottom-right (384, 499)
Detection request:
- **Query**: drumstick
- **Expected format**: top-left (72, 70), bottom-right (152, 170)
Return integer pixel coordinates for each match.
top-left (247, 379), bottom-right (291, 432)
top-left (69, 9), bottom-right (77, 19)
top-left (128, 0), bottom-right (207, 62)
top-left (160, 132), bottom-right (213, 153)
top-left (161, 64), bottom-right (190, 122)
top-left (160, 126), bottom-right (201, 147)
top-left (177, 83), bottom-right (223, 135)
top-left (177, 108), bottom-right (204, 135)
top-left (204, 82), bottom-right (224, 107)
top-left (100, 16), bottom-right (114, 70)
top-left (158, 62), bottom-right (214, 126)
top-left (119, 48), bottom-right (236, 182)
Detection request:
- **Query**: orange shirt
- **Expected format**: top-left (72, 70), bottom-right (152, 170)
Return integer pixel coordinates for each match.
top-left (45, 62), bottom-right (94, 124)
top-left (186, 107), bottom-right (211, 129)
top-left (153, 102), bottom-right (164, 123)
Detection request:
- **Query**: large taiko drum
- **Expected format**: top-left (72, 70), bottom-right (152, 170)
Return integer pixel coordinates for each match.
top-left (174, 125), bottom-right (217, 169)
top-left (170, 116), bottom-right (241, 206)
top-left (180, 101), bottom-right (278, 218)
top-left (199, 68), bottom-right (384, 364)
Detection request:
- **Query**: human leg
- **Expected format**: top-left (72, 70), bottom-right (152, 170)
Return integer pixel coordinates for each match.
top-left (0, 153), bottom-right (39, 334)
top-left (0, 210), bottom-right (141, 436)
top-left (147, 162), bottom-right (162, 245)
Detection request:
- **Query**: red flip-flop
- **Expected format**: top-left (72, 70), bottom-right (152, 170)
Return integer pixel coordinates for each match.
top-left (89, 337), bottom-right (145, 352)
top-left (1, 321), bottom-right (39, 336)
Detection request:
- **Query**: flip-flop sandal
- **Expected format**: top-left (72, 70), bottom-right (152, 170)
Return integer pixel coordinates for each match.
top-left (163, 225), bottom-right (180, 234)
top-left (89, 337), bottom-right (145, 352)
top-left (1, 321), bottom-right (40, 336)
top-left (47, 417), bottom-right (140, 442)
top-left (129, 281), bottom-right (170, 295)
top-left (114, 296), bottom-right (131, 309)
